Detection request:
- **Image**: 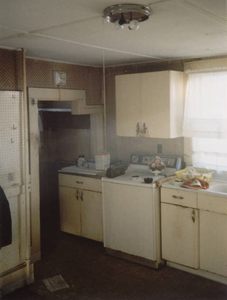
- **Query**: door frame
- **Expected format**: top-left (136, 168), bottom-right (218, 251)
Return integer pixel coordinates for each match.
top-left (28, 88), bottom-right (103, 262)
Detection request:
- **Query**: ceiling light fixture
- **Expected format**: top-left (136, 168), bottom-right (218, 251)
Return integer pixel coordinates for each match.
top-left (103, 3), bottom-right (151, 30)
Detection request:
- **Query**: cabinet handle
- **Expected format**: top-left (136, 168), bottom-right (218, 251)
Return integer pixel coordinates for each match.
top-left (76, 189), bottom-right (79, 200)
top-left (191, 210), bottom-right (195, 223)
top-left (80, 191), bottom-right (83, 201)
top-left (172, 195), bottom-right (184, 200)
top-left (76, 181), bottom-right (84, 184)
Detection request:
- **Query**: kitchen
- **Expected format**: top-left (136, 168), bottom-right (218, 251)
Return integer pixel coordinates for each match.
top-left (1, 1), bottom-right (227, 299)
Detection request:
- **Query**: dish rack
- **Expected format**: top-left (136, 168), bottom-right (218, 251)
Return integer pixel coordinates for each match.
top-left (176, 168), bottom-right (214, 182)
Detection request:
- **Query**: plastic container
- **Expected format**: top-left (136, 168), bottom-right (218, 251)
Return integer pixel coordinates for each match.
top-left (95, 151), bottom-right (110, 170)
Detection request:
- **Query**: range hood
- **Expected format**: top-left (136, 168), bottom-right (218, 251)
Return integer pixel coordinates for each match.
top-left (71, 98), bottom-right (103, 115)
top-left (38, 101), bottom-right (72, 113)
top-left (33, 88), bottom-right (103, 115)
top-left (38, 108), bottom-right (71, 112)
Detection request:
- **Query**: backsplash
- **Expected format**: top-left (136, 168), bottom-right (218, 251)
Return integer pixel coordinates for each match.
top-left (107, 136), bottom-right (184, 162)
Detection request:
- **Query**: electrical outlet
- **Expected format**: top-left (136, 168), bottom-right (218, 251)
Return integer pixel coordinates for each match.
top-left (157, 144), bottom-right (162, 154)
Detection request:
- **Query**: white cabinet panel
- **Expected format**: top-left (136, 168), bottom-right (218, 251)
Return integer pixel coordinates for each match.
top-left (81, 190), bottom-right (103, 242)
top-left (115, 71), bottom-right (185, 138)
top-left (198, 193), bottom-right (227, 214)
top-left (116, 73), bottom-right (141, 137)
top-left (141, 71), bottom-right (170, 138)
top-left (161, 188), bottom-right (197, 208)
top-left (59, 186), bottom-right (81, 236)
top-left (200, 210), bottom-right (227, 277)
top-left (59, 174), bottom-right (102, 192)
top-left (161, 203), bottom-right (199, 269)
top-left (103, 182), bottom-right (158, 261)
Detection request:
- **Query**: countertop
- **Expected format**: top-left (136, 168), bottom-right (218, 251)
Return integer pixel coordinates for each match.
top-left (58, 170), bottom-right (106, 179)
top-left (162, 179), bottom-right (227, 198)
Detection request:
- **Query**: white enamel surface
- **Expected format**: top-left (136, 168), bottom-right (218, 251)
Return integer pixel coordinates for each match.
top-left (102, 181), bottom-right (161, 262)
top-left (1, 0), bottom-right (227, 66)
top-left (209, 183), bottom-right (227, 194)
top-left (102, 170), bottom-right (162, 188)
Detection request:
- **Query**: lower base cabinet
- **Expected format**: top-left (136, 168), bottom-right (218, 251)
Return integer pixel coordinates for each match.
top-left (200, 210), bottom-right (227, 277)
top-left (59, 174), bottom-right (103, 242)
top-left (161, 203), bottom-right (199, 269)
top-left (161, 186), bottom-right (227, 284)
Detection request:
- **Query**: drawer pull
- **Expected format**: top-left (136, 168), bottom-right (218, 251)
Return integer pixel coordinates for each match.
top-left (172, 195), bottom-right (184, 200)
top-left (80, 191), bottom-right (83, 201)
top-left (76, 189), bottom-right (79, 200)
top-left (76, 181), bottom-right (84, 184)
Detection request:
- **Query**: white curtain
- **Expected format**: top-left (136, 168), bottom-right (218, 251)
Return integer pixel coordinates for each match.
top-left (192, 137), bottom-right (227, 171)
top-left (183, 71), bottom-right (227, 139)
top-left (183, 71), bottom-right (227, 170)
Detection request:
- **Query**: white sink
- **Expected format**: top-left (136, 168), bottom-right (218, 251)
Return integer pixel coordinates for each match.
top-left (209, 184), bottom-right (227, 194)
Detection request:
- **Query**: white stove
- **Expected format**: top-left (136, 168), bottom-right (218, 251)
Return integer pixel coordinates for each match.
top-left (102, 155), bottom-right (181, 187)
top-left (102, 154), bottom-right (182, 269)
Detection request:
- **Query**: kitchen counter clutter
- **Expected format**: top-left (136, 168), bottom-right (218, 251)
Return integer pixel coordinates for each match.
top-left (161, 180), bottom-right (227, 285)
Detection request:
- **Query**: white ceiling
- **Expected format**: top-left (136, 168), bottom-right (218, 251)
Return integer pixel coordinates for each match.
top-left (0, 0), bottom-right (227, 67)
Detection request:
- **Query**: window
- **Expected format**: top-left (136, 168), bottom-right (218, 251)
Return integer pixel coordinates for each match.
top-left (183, 71), bottom-right (227, 170)
top-left (192, 137), bottom-right (227, 171)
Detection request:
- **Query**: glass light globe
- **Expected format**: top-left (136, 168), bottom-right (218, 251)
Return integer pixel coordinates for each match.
top-left (128, 19), bottom-right (139, 30)
top-left (115, 20), bottom-right (124, 30)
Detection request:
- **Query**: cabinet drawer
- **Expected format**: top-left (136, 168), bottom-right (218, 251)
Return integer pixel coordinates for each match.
top-left (161, 188), bottom-right (197, 208)
top-left (198, 194), bottom-right (227, 214)
top-left (59, 173), bottom-right (102, 192)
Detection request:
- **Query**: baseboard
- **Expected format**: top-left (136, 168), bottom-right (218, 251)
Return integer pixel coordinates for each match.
top-left (167, 261), bottom-right (227, 285)
top-left (105, 247), bottom-right (163, 269)
top-left (0, 263), bottom-right (34, 296)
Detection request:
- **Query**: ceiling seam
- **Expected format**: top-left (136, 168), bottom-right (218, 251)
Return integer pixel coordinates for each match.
top-left (182, 0), bottom-right (227, 25)
top-left (0, 25), bottom-right (168, 61)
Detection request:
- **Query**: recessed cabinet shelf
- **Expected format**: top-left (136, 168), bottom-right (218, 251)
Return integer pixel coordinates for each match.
top-left (115, 70), bottom-right (187, 138)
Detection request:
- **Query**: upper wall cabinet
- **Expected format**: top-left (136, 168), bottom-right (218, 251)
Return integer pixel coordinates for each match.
top-left (115, 71), bottom-right (186, 138)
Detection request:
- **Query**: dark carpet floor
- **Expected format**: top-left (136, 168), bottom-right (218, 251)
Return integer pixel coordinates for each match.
top-left (4, 231), bottom-right (227, 300)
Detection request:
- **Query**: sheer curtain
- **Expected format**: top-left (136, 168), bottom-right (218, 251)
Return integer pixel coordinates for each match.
top-left (183, 71), bottom-right (227, 170)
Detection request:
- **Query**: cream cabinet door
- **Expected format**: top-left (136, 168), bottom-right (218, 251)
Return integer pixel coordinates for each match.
top-left (80, 190), bottom-right (103, 242)
top-left (59, 186), bottom-right (81, 236)
top-left (200, 210), bottom-right (227, 277)
top-left (161, 203), bottom-right (199, 269)
top-left (115, 71), bottom-right (185, 138)
top-left (141, 71), bottom-right (170, 138)
top-left (141, 71), bottom-right (184, 138)
top-left (115, 73), bottom-right (141, 137)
